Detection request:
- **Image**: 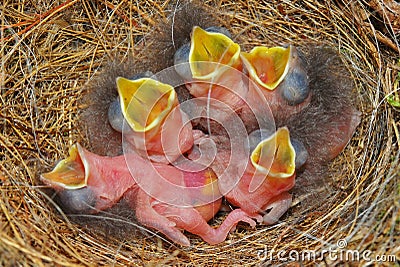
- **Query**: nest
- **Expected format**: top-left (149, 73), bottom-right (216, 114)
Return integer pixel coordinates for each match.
top-left (1, 0), bottom-right (399, 265)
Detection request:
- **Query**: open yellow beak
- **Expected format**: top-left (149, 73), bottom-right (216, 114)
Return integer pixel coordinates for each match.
top-left (189, 26), bottom-right (241, 80)
top-left (250, 127), bottom-right (295, 178)
top-left (41, 144), bottom-right (87, 190)
top-left (241, 45), bottom-right (291, 90)
top-left (117, 77), bottom-right (178, 133)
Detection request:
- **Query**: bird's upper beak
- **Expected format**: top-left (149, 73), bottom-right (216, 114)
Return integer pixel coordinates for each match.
top-left (116, 77), bottom-right (178, 133)
top-left (41, 143), bottom-right (87, 190)
top-left (189, 26), bottom-right (241, 80)
top-left (241, 45), bottom-right (291, 90)
top-left (250, 127), bottom-right (295, 178)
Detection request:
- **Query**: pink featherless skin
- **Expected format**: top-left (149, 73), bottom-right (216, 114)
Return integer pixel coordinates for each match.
top-left (122, 106), bottom-right (195, 164)
top-left (40, 143), bottom-right (137, 212)
top-left (188, 127), bottom-right (297, 225)
top-left (41, 143), bottom-right (257, 246)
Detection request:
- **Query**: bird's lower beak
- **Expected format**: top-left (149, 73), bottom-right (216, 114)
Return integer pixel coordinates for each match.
top-left (116, 77), bottom-right (178, 133)
top-left (189, 26), bottom-right (241, 80)
top-left (250, 127), bottom-right (296, 178)
top-left (41, 143), bottom-right (87, 190)
top-left (241, 45), bottom-right (291, 90)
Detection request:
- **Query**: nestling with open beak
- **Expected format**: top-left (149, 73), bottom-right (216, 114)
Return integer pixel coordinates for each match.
top-left (40, 143), bottom-right (257, 246)
top-left (241, 45), bottom-right (311, 123)
top-left (188, 127), bottom-right (300, 225)
top-left (174, 26), bottom-right (247, 111)
top-left (114, 77), bottom-right (194, 163)
top-left (224, 127), bottom-right (296, 225)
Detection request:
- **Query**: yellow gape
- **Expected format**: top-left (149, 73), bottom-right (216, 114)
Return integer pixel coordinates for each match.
top-left (41, 144), bottom-right (87, 190)
top-left (241, 45), bottom-right (291, 90)
top-left (189, 26), bottom-right (241, 80)
top-left (116, 77), bottom-right (177, 133)
top-left (251, 127), bottom-right (296, 178)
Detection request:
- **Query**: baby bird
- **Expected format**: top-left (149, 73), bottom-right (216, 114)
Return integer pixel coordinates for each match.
top-left (174, 26), bottom-right (247, 111)
top-left (40, 143), bottom-right (257, 246)
top-left (282, 46), bottom-right (360, 163)
top-left (241, 45), bottom-right (311, 124)
top-left (114, 77), bottom-right (194, 163)
top-left (188, 127), bottom-right (299, 225)
top-left (225, 127), bottom-right (296, 225)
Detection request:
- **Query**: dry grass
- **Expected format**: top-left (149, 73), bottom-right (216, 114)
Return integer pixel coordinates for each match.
top-left (1, 0), bottom-right (399, 266)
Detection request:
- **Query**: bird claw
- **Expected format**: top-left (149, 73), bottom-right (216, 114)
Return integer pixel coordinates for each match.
top-left (262, 192), bottom-right (292, 225)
